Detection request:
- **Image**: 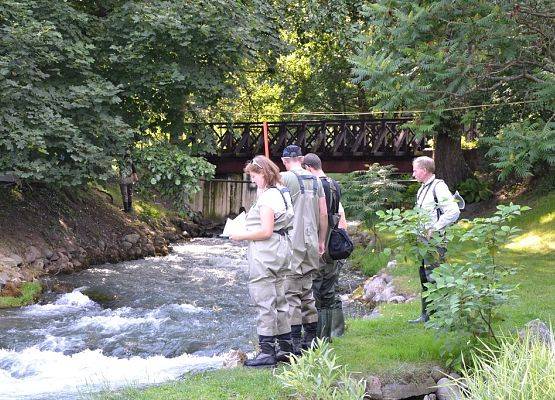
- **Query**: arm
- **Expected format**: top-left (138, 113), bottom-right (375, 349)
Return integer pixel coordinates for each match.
top-left (318, 196), bottom-right (328, 255)
top-left (338, 202), bottom-right (347, 230)
top-left (230, 205), bottom-right (274, 241)
top-left (432, 182), bottom-right (460, 231)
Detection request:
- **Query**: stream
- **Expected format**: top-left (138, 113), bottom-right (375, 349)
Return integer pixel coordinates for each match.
top-left (0, 238), bottom-right (368, 400)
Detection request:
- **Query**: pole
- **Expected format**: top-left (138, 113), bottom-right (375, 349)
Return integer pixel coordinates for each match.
top-left (263, 121), bottom-right (270, 158)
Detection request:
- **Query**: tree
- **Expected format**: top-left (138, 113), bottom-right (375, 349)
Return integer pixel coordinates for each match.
top-left (352, 0), bottom-right (553, 188)
top-left (0, 1), bottom-right (132, 186)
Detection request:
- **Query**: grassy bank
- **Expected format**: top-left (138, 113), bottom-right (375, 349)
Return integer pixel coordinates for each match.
top-left (0, 281), bottom-right (42, 308)
top-left (97, 190), bottom-right (554, 399)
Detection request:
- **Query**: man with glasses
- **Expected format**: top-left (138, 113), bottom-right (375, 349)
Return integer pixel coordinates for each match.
top-left (280, 145), bottom-right (328, 354)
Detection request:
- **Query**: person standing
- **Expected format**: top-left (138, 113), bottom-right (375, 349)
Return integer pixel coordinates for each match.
top-left (280, 145), bottom-right (328, 352)
top-left (230, 155), bottom-right (294, 367)
top-left (118, 151), bottom-right (139, 213)
top-left (303, 153), bottom-right (347, 341)
top-left (410, 156), bottom-right (460, 323)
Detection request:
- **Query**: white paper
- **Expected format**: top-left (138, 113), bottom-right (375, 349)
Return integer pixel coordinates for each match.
top-left (221, 212), bottom-right (246, 237)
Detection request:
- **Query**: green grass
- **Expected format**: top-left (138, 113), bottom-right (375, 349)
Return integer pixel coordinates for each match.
top-left (0, 281), bottom-right (42, 308)
top-left (100, 183), bottom-right (172, 220)
top-left (94, 368), bottom-right (287, 400)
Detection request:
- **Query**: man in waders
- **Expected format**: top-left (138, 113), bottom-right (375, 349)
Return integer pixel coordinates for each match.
top-left (303, 153), bottom-right (347, 341)
top-left (280, 145), bottom-right (328, 354)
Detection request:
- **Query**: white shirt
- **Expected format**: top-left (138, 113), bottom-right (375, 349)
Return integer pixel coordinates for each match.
top-left (415, 175), bottom-right (460, 232)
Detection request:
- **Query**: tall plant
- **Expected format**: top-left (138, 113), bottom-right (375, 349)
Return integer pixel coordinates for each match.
top-left (376, 203), bottom-right (530, 366)
top-left (339, 163), bottom-right (403, 233)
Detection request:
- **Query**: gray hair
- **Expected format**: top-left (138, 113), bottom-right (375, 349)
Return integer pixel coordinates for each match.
top-left (412, 156), bottom-right (435, 173)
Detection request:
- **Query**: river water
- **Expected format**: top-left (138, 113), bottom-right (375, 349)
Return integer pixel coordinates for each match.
top-left (0, 238), bottom-right (368, 400)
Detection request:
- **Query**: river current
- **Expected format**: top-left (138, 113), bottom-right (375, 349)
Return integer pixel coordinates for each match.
top-left (0, 238), bottom-right (258, 400)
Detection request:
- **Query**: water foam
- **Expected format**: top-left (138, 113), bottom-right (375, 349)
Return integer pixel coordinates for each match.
top-left (0, 347), bottom-right (224, 400)
top-left (22, 290), bottom-right (97, 315)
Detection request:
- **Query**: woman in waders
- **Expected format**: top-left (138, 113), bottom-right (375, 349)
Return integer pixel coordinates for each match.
top-left (230, 156), bottom-right (294, 367)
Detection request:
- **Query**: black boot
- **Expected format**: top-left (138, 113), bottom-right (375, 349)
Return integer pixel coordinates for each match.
top-left (244, 335), bottom-right (276, 368)
top-left (302, 322), bottom-right (318, 350)
top-left (290, 324), bottom-right (303, 355)
top-left (317, 308), bottom-right (332, 340)
top-left (330, 304), bottom-right (345, 337)
top-left (275, 332), bottom-right (294, 363)
top-left (408, 296), bottom-right (429, 323)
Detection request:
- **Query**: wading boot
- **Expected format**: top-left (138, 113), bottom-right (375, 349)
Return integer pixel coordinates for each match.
top-left (275, 332), bottom-right (295, 363)
top-left (302, 322), bottom-right (318, 350)
top-left (330, 304), bottom-right (345, 337)
top-left (244, 335), bottom-right (276, 368)
top-left (316, 308), bottom-right (332, 341)
top-left (290, 324), bottom-right (303, 355)
top-left (408, 296), bottom-right (429, 323)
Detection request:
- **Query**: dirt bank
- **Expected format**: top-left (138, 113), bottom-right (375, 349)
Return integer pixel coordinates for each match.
top-left (0, 184), bottom-right (212, 296)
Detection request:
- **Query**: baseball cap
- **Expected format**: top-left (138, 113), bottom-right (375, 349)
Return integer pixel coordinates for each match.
top-left (282, 145), bottom-right (303, 158)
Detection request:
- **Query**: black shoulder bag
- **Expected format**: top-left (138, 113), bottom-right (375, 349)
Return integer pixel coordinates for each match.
top-left (320, 177), bottom-right (354, 260)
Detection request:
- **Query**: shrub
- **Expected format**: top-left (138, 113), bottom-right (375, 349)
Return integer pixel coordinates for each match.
top-left (455, 331), bottom-right (555, 400)
top-left (277, 339), bottom-right (366, 400)
top-left (457, 176), bottom-right (492, 203)
top-left (338, 164), bottom-right (403, 231)
top-left (133, 143), bottom-right (215, 211)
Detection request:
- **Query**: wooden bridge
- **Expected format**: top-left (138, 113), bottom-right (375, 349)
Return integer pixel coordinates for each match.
top-left (185, 118), bottom-right (428, 173)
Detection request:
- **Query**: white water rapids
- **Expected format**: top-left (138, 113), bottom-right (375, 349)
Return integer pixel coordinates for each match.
top-left (0, 239), bottom-right (257, 400)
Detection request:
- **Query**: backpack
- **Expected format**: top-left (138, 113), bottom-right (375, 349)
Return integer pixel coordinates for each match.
top-left (319, 177), bottom-right (354, 260)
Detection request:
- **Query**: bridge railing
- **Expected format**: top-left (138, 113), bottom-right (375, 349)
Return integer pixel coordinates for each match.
top-left (184, 119), bottom-right (426, 158)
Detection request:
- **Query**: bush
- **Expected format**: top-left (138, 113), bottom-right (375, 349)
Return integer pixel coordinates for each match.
top-left (277, 339), bottom-right (366, 400)
top-left (455, 331), bottom-right (555, 400)
top-left (133, 143), bottom-right (215, 210)
top-left (457, 176), bottom-right (492, 203)
top-left (338, 164), bottom-right (403, 231)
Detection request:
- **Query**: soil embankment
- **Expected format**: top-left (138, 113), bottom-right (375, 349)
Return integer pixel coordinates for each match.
top-left (0, 185), bottom-right (212, 298)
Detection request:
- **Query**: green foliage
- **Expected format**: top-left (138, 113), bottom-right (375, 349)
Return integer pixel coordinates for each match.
top-left (277, 339), bottom-right (366, 400)
top-left (351, 247), bottom-right (392, 277)
top-left (339, 164), bottom-right (403, 230)
top-left (0, 0), bottom-right (132, 186)
top-left (352, 0), bottom-right (553, 135)
top-left (0, 282), bottom-right (42, 308)
top-left (134, 144), bottom-right (215, 210)
top-left (456, 332), bottom-right (555, 400)
top-left (457, 176), bottom-right (492, 203)
top-left (377, 203), bottom-right (531, 366)
top-left (483, 119), bottom-right (555, 181)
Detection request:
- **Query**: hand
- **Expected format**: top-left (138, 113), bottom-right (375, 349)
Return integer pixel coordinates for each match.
top-left (318, 241), bottom-right (325, 255)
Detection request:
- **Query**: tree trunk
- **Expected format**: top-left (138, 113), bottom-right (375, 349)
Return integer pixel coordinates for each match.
top-left (433, 121), bottom-right (470, 190)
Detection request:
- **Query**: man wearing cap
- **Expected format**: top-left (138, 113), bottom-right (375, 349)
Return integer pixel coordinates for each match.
top-left (280, 145), bottom-right (328, 353)
top-left (303, 153), bottom-right (347, 341)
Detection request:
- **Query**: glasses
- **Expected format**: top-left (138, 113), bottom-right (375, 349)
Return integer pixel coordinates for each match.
top-left (249, 159), bottom-right (263, 169)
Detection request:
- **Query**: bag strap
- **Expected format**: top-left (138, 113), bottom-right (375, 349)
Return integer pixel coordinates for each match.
top-left (432, 180), bottom-right (444, 218)
top-left (319, 176), bottom-right (341, 229)
top-left (290, 170), bottom-right (318, 195)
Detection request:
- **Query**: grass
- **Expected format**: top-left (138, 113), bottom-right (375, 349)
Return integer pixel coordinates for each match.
top-left (0, 281), bottom-right (42, 308)
top-left (93, 368), bottom-right (287, 400)
top-left (95, 189), bottom-right (554, 398)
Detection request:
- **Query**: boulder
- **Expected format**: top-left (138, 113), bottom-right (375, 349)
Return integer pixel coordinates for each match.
top-left (42, 248), bottom-right (54, 259)
top-left (365, 375), bottom-right (383, 399)
top-left (24, 246), bottom-right (41, 264)
top-left (0, 254), bottom-right (23, 268)
top-left (121, 241), bottom-right (133, 250)
top-left (519, 319), bottom-right (554, 349)
top-left (123, 233), bottom-right (140, 244)
top-left (222, 349), bottom-right (247, 368)
top-left (381, 377), bottom-right (436, 400)
top-left (423, 394), bottom-right (437, 400)
top-left (436, 377), bottom-right (462, 400)
top-left (386, 260), bottom-right (397, 269)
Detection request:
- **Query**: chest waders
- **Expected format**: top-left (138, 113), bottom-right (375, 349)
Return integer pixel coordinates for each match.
top-left (282, 170), bottom-right (322, 353)
top-left (314, 177), bottom-right (345, 341)
top-left (243, 187), bottom-right (295, 367)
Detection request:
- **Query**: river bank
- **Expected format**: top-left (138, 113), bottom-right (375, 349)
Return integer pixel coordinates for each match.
top-left (0, 184), bottom-right (218, 305)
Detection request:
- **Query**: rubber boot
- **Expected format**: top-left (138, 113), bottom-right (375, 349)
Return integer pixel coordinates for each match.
top-left (330, 304), bottom-right (345, 337)
top-left (302, 322), bottom-right (318, 350)
top-left (275, 332), bottom-right (294, 363)
top-left (244, 335), bottom-right (276, 368)
top-left (126, 200), bottom-right (133, 213)
top-left (290, 324), bottom-right (303, 355)
top-left (317, 308), bottom-right (332, 340)
top-left (408, 296), bottom-right (429, 323)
